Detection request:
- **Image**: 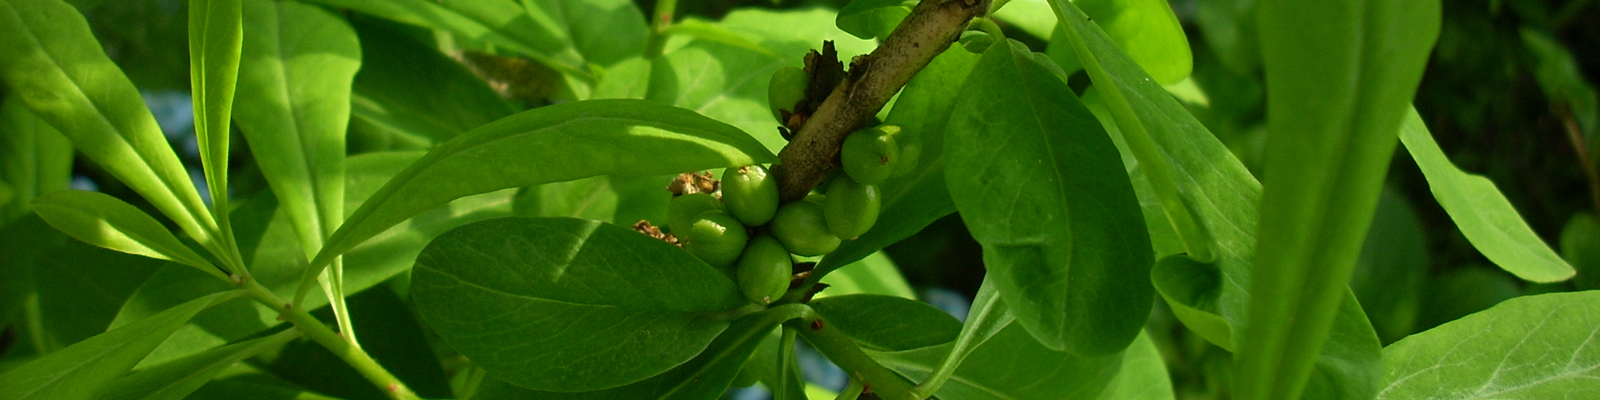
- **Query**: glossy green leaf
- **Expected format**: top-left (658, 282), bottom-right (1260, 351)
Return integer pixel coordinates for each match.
top-left (818, 252), bottom-right (916, 299)
top-left (873, 322), bottom-right (1123, 400)
top-left (1096, 332), bottom-right (1174, 400)
top-left (411, 217), bottom-right (750, 392)
top-left (1399, 108), bottom-right (1575, 283)
top-left (836, 0), bottom-right (914, 41)
top-left (1073, 0), bottom-right (1192, 84)
top-left (810, 295), bottom-right (960, 352)
top-left (0, 291), bottom-right (237, 400)
top-left (305, 99), bottom-right (773, 302)
top-left (1377, 291), bottom-right (1600, 399)
top-left (0, 96), bottom-right (73, 222)
top-left (945, 39), bottom-right (1152, 356)
top-left (349, 17), bottom-right (515, 146)
top-left (298, 0), bottom-right (586, 77)
top-left (819, 47), bottom-right (980, 274)
top-left (97, 328), bottom-right (299, 400)
top-left (188, 0), bottom-right (243, 236)
top-left (521, 0), bottom-right (648, 68)
top-left (1560, 213), bottom-right (1600, 290)
top-left (470, 304), bottom-right (808, 400)
top-left (31, 190), bottom-right (223, 279)
top-left (0, 0), bottom-right (220, 262)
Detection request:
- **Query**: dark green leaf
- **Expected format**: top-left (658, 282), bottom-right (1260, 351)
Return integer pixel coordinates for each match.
top-left (1150, 255), bottom-right (1231, 349)
top-left (35, 241), bottom-right (167, 348)
top-left (298, 0), bottom-right (587, 76)
top-left (945, 40), bottom-right (1152, 356)
top-left (260, 286), bottom-right (455, 400)
top-left (1349, 189), bottom-right (1429, 343)
top-left (1398, 108), bottom-right (1575, 283)
top-left (1560, 213), bottom-right (1600, 290)
top-left (0, 96), bottom-right (73, 222)
top-left (349, 16), bottom-right (515, 146)
top-left (188, 375), bottom-right (346, 400)
top-left (0, 214), bottom-right (67, 326)
top-left (31, 190), bottom-right (222, 279)
top-left (0, 291), bottom-right (237, 400)
top-left (836, 0), bottom-right (914, 41)
top-left (107, 263), bottom-right (274, 369)
top-left (872, 322), bottom-right (1123, 400)
top-left (819, 47), bottom-right (980, 274)
top-left (306, 99), bottom-right (774, 300)
top-left (0, 0), bottom-right (220, 260)
top-left (188, 0), bottom-right (243, 225)
top-left (96, 328), bottom-right (299, 400)
top-left (1377, 291), bottom-right (1600, 399)
top-left (411, 217), bottom-right (748, 392)
top-left (809, 294), bottom-right (961, 352)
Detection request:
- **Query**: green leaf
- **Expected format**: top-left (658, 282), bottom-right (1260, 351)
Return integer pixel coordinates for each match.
top-left (298, 0), bottom-right (587, 77)
top-left (469, 304), bottom-right (808, 400)
top-left (1521, 28), bottom-right (1597, 140)
top-left (1377, 291), bottom-right (1600, 399)
top-left (810, 295), bottom-right (960, 352)
top-left (818, 252), bottom-right (916, 299)
top-left (872, 322), bottom-right (1123, 400)
top-left (659, 20), bottom-right (776, 57)
top-left (1150, 255), bottom-right (1232, 349)
top-left (187, 376), bottom-right (346, 400)
top-left (258, 286), bottom-right (455, 400)
top-left (411, 217), bottom-right (749, 392)
top-left (0, 96), bottom-right (74, 222)
top-left (188, 0), bottom-right (243, 236)
top-left (349, 17), bottom-right (515, 146)
top-left (819, 46), bottom-right (980, 274)
top-left (836, 0), bottom-right (914, 41)
top-left (305, 99), bottom-right (774, 302)
top-left (0, 0), bottom-right (220, 262)
top-left (592, 56), bottom-right (653, 100)
top-left (96, 328), bottom-right (299, 400)
top-left (521, 0), bottom-right (648, 68)
top-left (31, 190), bottom-right (224, 279)
top-left (107, 263), bottom-right (274, 369)
top-left (991, 0), bottom-right (1057, 39)
top-left (0, 291), bottom-right (238, 400)
top-left (35, 241), bottom-right (168, 348)
top-left (1560, 213), bottom-right (1600, 290)
top-left (1072, 0), bottom-right (1193, 84)
top-left (1398, 108), bottom-right (1575, 283)
top-left (1096, 332), bottom-right (1174, 400)
top-left (1349, 189), bottom-right (1429, 343)
top-left (944, 39), bottom-right (1152, 356)
top-left (0, 214), bottom-right (68, 327)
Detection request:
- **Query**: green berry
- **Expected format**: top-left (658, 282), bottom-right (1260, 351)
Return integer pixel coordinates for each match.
top-left (823, 176), bottom-right (881, 240)
top-left (888, 126), bottom-right (921, 177)
top-left (721, 165), bottom-right (779, 226)
top-left (770, 200), bottom-right (840, 257)
top-left (841, 125), bottom-right (900, 184)
top-left (683, 210), bottom-right (748, 268)
top-left (768, 67), bottom-right (809, 122)
top-left (737, 236), bottom-right (792, 304)
top-left (668, 193), bottom-right (725, 234)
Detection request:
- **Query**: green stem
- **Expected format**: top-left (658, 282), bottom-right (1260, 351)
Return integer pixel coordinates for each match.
top-left (239, 279), bottom-right (419, 400)
top-left (643, 0), bottom-right (679, 58)
top-left (835, 378), bottom-right (865, 400)
top-left (790, 314), bottom-right (917, 400)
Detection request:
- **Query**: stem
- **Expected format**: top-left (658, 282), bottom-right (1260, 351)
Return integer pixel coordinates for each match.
top-left (772, 0), bottom-right (991, 201)
top-left (790, 314), bottom-right (918, 400)
top-left (239, 279), bottom-right (419, 400)
top-left (643, 0), bottom-right (679, 58)
top-left (835, 378), bottom-right (866, 400)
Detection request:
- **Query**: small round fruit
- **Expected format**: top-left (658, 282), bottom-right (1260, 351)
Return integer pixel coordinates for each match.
top-left (887, 126), bottom-right (921, 177)
top-left (770, 200), bottom-right (840, 256)
top-left (841, 125), bottom-right (900, 184)
top-left (721, 165), bottom-right (779, 226)
top-left (683, 210), bottom-right (749, 268)
top-left (737, 236), bottom-right (792, 304)
top-left (823, 176), bottom-right (881, 240)
top-left (768, 67), bottom-right (809, 122)
top-left (669, 193), bottom-right (725, 234)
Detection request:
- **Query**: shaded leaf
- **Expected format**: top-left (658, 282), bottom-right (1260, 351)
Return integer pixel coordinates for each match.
top-left (299, 0), bottom-right (586, 76)
top-left (522, 0), bottom-right (648, 68)
top-left (0, 96), bottom-right (74, 222)
top-left (872, 322), bottom-right (1123, 400)
top-left (836, 0), bottom-right (914, 41)
top-left (31, 190), bottom-right (220, 278)
top-left (35, 241), bottom-right (167, 348)
top-left (96, 328), bottom-right (299, 400)
top-left (1560, 213), bottom-right (1600, 290)
top-left (349, 16), bottom-right (515, 146)
top-left (810, 295), bottom-right (960, 352)
top-left (818, 252), bottom-right (916, 300)
top-left (1096, 332), bottom-right (1174, 400)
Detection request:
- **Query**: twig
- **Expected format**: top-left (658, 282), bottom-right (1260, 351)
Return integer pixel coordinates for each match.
top-left (773, 0), bottom-right (991, 201)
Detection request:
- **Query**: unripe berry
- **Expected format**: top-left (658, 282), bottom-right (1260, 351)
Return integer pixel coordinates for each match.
top-left (888, 126), bottom-right (920, 177)
top-left (683, 210), bottom-right (748, 268)
top-left (768, 67), bottom-right (809, 122)
top-left (770, 200), bottom-right (840, 257)
top-left (721, 165), bottom-right (779, 226)
top-left (823, 176), bottom-right (881, 240)
top-left (737, 236), bottom-right (792, 304)
top-left (841, 125), bottom-right (900, 184)
top-left (668, 193), bottom-right (725, 235)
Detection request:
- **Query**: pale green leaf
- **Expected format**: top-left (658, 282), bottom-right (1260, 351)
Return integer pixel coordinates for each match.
top-left (188, 0), bottom-right (243, 231)
top-left (31, 190), bottom-right (222, 279)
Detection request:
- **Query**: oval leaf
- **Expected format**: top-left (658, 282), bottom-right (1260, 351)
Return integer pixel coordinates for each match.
top-left (305, 99), bottom-right (775, 301)
top-left (945, 40), bottom-right (1153, 356)
top-left (32, 190), bottom-right (222, 279)
top-left (809, 294), bottom-right (961, 352)
top-left (1377, 291), bottom-right (1600, 399)
top-left (411, 217), bottom-right (749, 392)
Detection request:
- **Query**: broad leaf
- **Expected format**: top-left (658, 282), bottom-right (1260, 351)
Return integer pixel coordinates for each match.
top-left (349, 17), bottom-right (515, 146)
top-left (873, 322), bottom-right (1123, 400)
top-left (0, 96), bottom-right (73, 222)
top-left (0, 0), bottom-right (219, 261)
top-left (1398, 108), bottom-right (1575, 283)
top-left (305, 99), bottom-right (774, 301)
top-left (521, 0), bottom-right (647, 68)
top-left (1073, 0), bottom-right (1193, 84)
top-left (1377, 291), bottom-right (1600, 399)
top-left (810, 295), bottom-right (960, 352)
top-left (0, 291), bottom-right (237, 400)
top-left (97, 328), bottom-right (299, 400)
top-left (411, 217), bottom-right (749, 392)
top-left (35, 242), bottom-right (167, 348)
top-left (817, 252), bottom-right (916, 299)
top-left (298, 0), bottom-right (586, 77)
top-left (836, 0), bottom-right (914, 41)
top-left (1096, 332), bottom-right (1174, 400)
top-left (31, 190), bottom-right (222, 279)
top-left (819, 46), bottom-right (981, 273)
top-left (188, 0), bottom-right (243, 232)
top-left (945, 40), bottom-right (1152, 356)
